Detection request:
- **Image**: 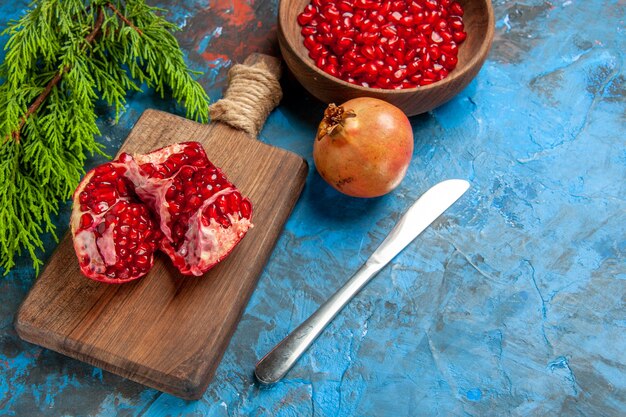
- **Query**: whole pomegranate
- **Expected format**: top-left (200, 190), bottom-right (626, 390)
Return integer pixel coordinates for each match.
top-left (313, 98), bottom-right (414, 198)
top-left (70, 142), bottom-right (253, 283)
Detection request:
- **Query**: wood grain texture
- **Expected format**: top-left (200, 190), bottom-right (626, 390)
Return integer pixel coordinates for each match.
top-left (278, 0), bottom-right (494, 116)
top-left (14, 109), bottom-right (308, 400)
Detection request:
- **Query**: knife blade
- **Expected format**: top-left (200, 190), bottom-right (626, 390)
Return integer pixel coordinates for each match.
top-left (255, 179), bottom-right (470, 385)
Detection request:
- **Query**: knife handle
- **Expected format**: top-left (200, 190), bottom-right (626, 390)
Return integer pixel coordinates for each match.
top-left (254, 261), bottom-right (381, 385)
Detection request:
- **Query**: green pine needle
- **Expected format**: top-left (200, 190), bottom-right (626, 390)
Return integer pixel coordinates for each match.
top-left (0, 0), bottom-right (210, 274)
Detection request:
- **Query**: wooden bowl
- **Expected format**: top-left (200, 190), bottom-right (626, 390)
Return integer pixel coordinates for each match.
top-left (278, 0), bottom-right (495, 116)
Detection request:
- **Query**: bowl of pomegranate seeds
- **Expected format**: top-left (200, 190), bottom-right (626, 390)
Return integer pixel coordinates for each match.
top-left (278, 0), bottom-right (494, 116)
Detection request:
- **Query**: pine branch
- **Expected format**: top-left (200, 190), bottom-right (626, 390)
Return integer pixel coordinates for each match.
top-left (9, 7), bottom-right (105, 143)
top-left (0, 0), bottom-right (211, 274)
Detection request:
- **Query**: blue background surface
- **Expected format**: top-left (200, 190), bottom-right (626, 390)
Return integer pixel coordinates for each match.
top-left (1, 0), bottom-right (625, 416)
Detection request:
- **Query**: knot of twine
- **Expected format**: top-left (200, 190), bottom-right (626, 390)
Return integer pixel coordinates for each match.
top-left (209, 61), bottom-right (282, 138)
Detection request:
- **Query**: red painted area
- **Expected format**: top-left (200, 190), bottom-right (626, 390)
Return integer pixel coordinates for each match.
top-left (210, 0), bottom-right (256, 27)
top-left (181, 0), bottom-right (278, 90)
top-left (201, 52), bottom-right (231, 67)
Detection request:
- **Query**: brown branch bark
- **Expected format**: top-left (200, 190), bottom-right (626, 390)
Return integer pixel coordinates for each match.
top-left (107, 3), bottom-right (143, 36)
top-left (10, 7), bottom-right (105, 143)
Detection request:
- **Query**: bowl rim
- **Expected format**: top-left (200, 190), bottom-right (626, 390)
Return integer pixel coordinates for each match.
top-left (278, 0), bottom-right (495, 95)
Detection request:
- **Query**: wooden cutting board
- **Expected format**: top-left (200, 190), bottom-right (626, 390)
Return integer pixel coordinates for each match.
top-left (14, 56), bottom-right (308, 400)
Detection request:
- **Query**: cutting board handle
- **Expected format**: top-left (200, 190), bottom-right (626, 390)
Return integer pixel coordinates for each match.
top-left (208, 53), bottom-right (283, 138)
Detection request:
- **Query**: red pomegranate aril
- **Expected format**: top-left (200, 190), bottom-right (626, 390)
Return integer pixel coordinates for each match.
top-left (377, 77), bottom-right (392, 88)
top-left (417, 23), bottom-right (432, 35)
top-left (337, 36), bottom-right (353, 49)
top-left (381, 25), bottom-right (397, 38)
top-left (94, 201), bottom-right (110, 215)
top-left (380, 65), bottom-right (392, 77)
top-left (406, 35), bottom-right (419, 48)
top-left (219, 216), bottom-right (232, 228)
top-left (450, 2), bottom-right (464, 16)
top-left (387, 35), bottom-right (400, 49)
top-left (341, 60), bottom-right (357, 73)
top-left (429, 45), bottom-right (442, 60)
top-left (424, 0), bottom-right (439, 10)
top-left (353, 12), bottom-right (364, 26)
top-left (389, 11), bottom-right (403, 23)
top-left (136, 255), bottom-right (149, 268)
top-left (362, 45), bottom-right (376, 60)
top-left (407, 59), bottom-right (421, 74)
top-left (303, 35), bottom-right (316, 50)
top-left (319, 21), bottom-right (331, 34)
top-left (400, 15), bottom-right (414, 26)
top-left (310, 43), bottom-right (325, 59)
top-left (324, 6), bottom-right (341, 21)
top-left (331, 25), bottom-right (343, 39)
top-left (391, 0), bottom-right (404, 11)
top-left (453, 31), bottom-right (467, 43)
top-left (373, 14), bottom-right (386, 25)
top-left (323, 33), bottom-right (336, 45)
top-left (240, 200), bottom-right (252, 218)
top-left (354, 54), bottom-right (368, 65)
top-left (359, 18), bottom-right (372, 31)
top-left (442, 54), bottom-right (458, 70)
top-left (427, 10), bottom-right (441, 24)
top-left (206, 204), bottom-right (218, 221)
top-left (439, 30), bottom-right (454, 43)
top-left (441, 42), bottom-right (458, 54)
top-left (325, 65), bottom-right (339, 76)
top-left (358, 0), bottom-right (376, 8)
top-left (393, 48), bottom-right (405, 63)
top-left (338, 1), bottom-right (352, 12)
top-left (362, 32), bottom-right (378, 44)
top-left (410, 73), bottom-right (422, 83)
top-left (399, 26), bottom-right (415, 39)
top-left (188, 195), bottom-right (201, 210)
top-left (80, 213), bottom-right (93, 230)
top-left (384, 55), bottom-right (398, 67)
top-left (392, 68), bottom-right (407, 82)
top-left (298, 0), bottom-right (465, 88)
top-left (435, 19), bottom-right (448, 31)
top-left (449, 17), bottom-right (464, 31)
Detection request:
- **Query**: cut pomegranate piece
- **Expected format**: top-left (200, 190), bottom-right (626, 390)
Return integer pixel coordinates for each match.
top-left (122, 142), bottom-right (253, 276)
top-left (70, 142), bottom-right (253, 282)
top-left (70, 163), bottom-right (162, 283)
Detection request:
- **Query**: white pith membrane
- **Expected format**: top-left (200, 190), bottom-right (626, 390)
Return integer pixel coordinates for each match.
top-left (123, 157), bottom-right (175, 241)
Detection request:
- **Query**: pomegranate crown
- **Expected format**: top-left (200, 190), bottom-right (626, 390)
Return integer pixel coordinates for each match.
top-left (316, 103), bottom-right (356, 140)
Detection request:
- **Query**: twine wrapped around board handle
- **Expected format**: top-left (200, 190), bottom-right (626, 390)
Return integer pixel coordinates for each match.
top-left (209, 53), bottom-right (283, 138)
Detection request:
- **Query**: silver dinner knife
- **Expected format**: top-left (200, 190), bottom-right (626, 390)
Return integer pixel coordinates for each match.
top-left (255, 179), bottom-right (470, 384)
